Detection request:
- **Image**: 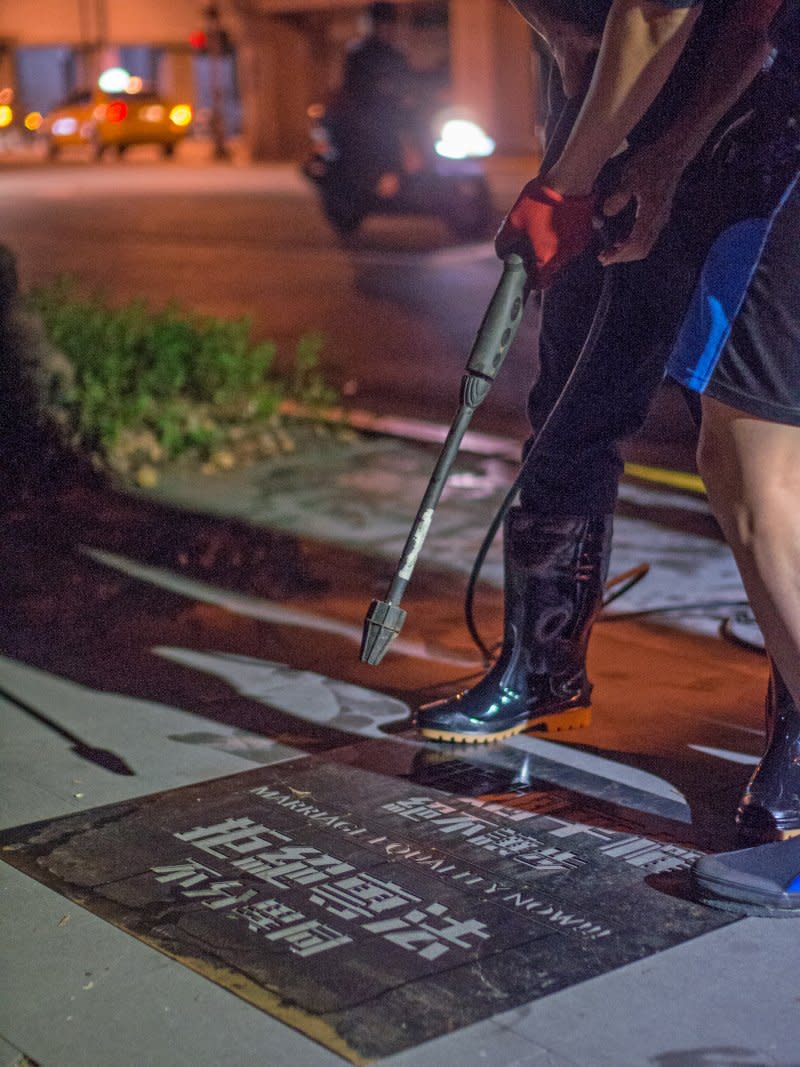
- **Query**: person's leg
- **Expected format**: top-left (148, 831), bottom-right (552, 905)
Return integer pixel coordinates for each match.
top-left (417, 86), bottom-right (634, 743)
top-left (698, 399), bottom-right (800, 705)
top-left (685, 175), bottom-right (800, 837)
top-left (416, 69), bottom-right (738, 744)
top-left (691, 401), bottom-right (800, 906)
top-left (697, 397), bottom-right (800, 840)
top-left (416, 246), bottom-right (681, 743)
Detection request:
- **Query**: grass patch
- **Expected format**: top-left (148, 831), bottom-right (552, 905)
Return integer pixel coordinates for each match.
top-left (25, 278), bottom-right (336, 476)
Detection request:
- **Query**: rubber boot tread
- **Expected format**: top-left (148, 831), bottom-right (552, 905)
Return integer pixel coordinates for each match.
top-left (419, 703), bottom-right (591, 744)
top-left (737, 824), bottom-right (800, 845)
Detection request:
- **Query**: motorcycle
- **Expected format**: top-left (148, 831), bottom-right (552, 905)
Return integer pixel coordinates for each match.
top-left (302, 95), bottom-right (496, 240)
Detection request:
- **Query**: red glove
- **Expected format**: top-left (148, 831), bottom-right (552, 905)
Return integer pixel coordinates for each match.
top-left (495, 179), bottom-right (596, 289)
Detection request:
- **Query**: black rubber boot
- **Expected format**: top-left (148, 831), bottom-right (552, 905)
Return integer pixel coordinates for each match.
top-left (417, 508), bottom-right (613, 743)
top-left (691, 837), bottom-right (800, 916)
top-left (737, 664), bottom-right (800, 844)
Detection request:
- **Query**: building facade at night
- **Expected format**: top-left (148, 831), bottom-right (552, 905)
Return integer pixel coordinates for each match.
top-left (0, 0), bottom-right (542, 160)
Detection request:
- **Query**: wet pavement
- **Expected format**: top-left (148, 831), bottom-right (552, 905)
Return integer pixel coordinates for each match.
top-left (1, 421), bottom-right (798, 1067)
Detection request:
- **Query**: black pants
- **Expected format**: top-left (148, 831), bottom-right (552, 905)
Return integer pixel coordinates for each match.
top-left (518, 71), bottom-right (800, 518)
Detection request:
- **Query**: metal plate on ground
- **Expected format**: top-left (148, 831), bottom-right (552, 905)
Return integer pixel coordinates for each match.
top-left (0, 738), bottom-right (735, 1064)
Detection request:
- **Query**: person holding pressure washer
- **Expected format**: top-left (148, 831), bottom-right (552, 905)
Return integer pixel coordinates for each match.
top-left (415, 0), bottom-right (800, 913)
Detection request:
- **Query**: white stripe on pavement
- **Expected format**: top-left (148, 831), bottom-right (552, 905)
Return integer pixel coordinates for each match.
top-left (81, 547), bottom-right (480, 668)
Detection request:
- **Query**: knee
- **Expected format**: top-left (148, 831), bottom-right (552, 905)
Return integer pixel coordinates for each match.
top-left (698, 429), bottom-right (794, 553)
top-left (696, 424), bottom-right (755, 546)
top-left (698, 397), bottom-right (800, 556)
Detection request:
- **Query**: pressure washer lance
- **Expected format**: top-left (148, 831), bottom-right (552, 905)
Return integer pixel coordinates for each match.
top-left (360, 253), bottom-right (530, 666)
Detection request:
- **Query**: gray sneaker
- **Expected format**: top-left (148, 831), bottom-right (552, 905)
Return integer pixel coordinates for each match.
top-left (691, 837), bottom-right (800, 916)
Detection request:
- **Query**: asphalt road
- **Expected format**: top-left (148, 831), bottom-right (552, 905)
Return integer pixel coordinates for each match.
top-left (0, 149), bottom-right (697, 465)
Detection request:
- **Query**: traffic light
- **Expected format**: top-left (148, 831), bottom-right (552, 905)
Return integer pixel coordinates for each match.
top-left (189, 26), bottom-right (232, 54)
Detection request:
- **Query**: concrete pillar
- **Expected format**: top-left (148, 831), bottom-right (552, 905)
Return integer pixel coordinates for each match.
top-left (158, 48), bottom-right (194, 102)
top-left (72, 47), bottom-right (95, 92)
top-left (237, 11), bottom-right (314, 160)
top-left (0, 42), bottom-right (16, 96)
top-left (448, 0), bottom-right (539, 157)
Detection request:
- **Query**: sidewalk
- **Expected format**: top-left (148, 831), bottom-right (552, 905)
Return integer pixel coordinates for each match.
top-left (1, 421), bottom-right (797, 1067)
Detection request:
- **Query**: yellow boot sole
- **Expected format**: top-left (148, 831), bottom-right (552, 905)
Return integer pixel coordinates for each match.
top-left (418, 704), bottom-right (592, 744)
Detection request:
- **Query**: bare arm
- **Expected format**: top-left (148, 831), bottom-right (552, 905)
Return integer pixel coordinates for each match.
top-left (601, 0), bottom-right (782, 262)
top-left (495, 0), bottom-right (702, 284)
top-left (544, 0), bottom-right (702, 195)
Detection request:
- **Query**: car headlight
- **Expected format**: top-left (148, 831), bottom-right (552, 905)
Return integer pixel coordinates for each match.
top-left (52, 116), bottom-right (79, 136)
top-left (435, 118), bottom-right (495, 160)
top-left (169, 104), bottom-right (192, 128)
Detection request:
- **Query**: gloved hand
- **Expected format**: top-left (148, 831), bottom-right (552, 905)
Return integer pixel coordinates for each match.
top-left (495, 179), bottom-right (596, 289)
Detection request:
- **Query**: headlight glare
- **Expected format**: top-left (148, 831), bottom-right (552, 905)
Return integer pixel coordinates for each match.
top-left (169, 104), bottom-right (193, 128)
top-left (435, 118), bottom-right (495, 160)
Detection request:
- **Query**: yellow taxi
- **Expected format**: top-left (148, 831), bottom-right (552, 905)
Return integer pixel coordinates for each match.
top-left (40, 84), bottom-right (193, 160)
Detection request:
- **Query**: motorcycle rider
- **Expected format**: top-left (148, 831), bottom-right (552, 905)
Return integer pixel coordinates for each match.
top-left (338, 1), bottom-right (413, 195)
top-left (343, 2), bottom-right (411, 105)
top-left (416, 0), bottom-right (800, 903)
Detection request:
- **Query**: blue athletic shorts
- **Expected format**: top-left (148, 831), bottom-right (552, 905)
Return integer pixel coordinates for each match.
top-left (667, 151), bottom-right (800, 426)
top-left (665, 60), bottom-right (800, 431)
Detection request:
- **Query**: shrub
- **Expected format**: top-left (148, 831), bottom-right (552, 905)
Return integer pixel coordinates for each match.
top-left (24, 278), bottom-right (335, 469)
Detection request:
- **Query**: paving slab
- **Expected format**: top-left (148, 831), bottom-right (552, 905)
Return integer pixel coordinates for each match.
top-left (0, 1037), bottom-right (29, 1067)
top-left (0, 865), bottom-right (344, 1067)
top-left (497, 918), bottom-right (800, 1067)
top-left (0, 658), bottom-right (300, 829)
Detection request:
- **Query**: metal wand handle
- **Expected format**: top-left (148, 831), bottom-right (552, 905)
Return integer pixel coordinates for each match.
top-left (360, 254), bottom-right (529, 665)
